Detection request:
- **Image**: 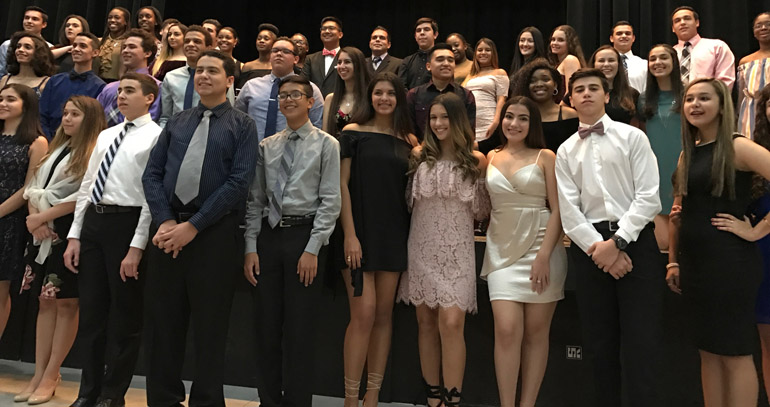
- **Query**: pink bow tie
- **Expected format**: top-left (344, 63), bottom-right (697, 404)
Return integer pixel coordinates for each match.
top-left (323, 49), bottom-right (337, 57)
top-left (578, 122), bottom-right (605, 139)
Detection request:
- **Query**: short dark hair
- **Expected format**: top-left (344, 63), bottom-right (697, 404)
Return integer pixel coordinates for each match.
top-left (672, 6), bottom-right (699, 21)
top-left (75, 32), bottom-right (100, 50)
top-left (568, 68), bottom-right (610, 94)
top-left (186, 25), bottom-right (213, 47)
top-left (125, 28), bottom-right (158, 56)
top-left (258, 23), bottom-right (280, 37)
top-left (612, 20), bottom-right (634, 32)
top-left (372, 26), bottom-right (391, 42)
top-left (320, 16), bottom-right (342, 31)
top-left (202, 19), bottom-right (222, 32)
top-left (120, 72), bottom-right (159, 101)
top-left (415, 17), bottom-right (438, 33)
top-left (279, 75), bottom-right (313, 98)
top-left (219, 26), bottom-right (239, 40)
top-left (199, 50), bottom-right (236, 78)
top-left (274, 36), bottom-right (297, 54)
top-left (428, 43), bottom-right (454, 61)
top-left (25, 6), bottom-right (48, 23)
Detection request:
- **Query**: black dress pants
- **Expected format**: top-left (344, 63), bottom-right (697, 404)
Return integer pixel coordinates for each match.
top-left (144, 213), bottom-right (240, 407)
top-left (569, 225), bottom-right (666, 407)
top-left (77, 206), bottom-right (144, 402)
top-left (253, 218), bottom-right (325, 407)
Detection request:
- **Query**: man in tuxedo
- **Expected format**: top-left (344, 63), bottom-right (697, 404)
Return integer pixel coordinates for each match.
top-left (366, 26), bottom-right (401, 77)
top-left (399, 17), bottom-right (439, 89)
top-left (300, 16), bottom-right (343, 97)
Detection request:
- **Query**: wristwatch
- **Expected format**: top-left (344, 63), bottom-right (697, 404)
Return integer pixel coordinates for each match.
top-left (611, 234), bottom-right (628, 251)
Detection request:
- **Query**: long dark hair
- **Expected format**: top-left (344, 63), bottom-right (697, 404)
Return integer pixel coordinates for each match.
top-left (100, 7), bottom-right (130, 45)
top-left (497, 96), bottom-right (546, 150)
top-left (57, 15), bottom-right (90, 46)
top-left (589, 45), bottom-right (636, 114)
top-left (6, 32), bottom-right (55, 77)
top-left (752, 84), bottom-right (770, 197)
top-left (642, 44), bottom-right (682, 120)
top-left (0, 84), bottom-right (45, 145)
top-left (359, 72), bottom-right (413, 142)
top-left (326, 47), bottom-right (371, 137)
top-left (510, 27), bottom-right (547, 74)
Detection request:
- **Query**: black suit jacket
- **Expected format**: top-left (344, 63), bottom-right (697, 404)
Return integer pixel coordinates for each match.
top-left (365, 54), bottom-right (402, 77)
top-left (300, 50), bottom-right (340, 97)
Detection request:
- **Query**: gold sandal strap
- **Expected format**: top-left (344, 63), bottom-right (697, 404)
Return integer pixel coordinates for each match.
top-left (344, 377), bottom-right (361, 398)
top-left (366, 373), bottom-right (384, 391)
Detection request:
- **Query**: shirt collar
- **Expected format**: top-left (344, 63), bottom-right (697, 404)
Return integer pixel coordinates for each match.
top-left (621, 50), bottom-right (635, 57)
top-left (270, 71), bottom-right (296, 82)
top-left (579, 113), bottom-right (611, 130)
top-left (126, 112), bottom-right (153, 128)
top-left (286, 119), bottom-right (314, 140)
top-left (678, 34), bottom-right (701, 48)
top-left (373, 52), bottom-right (388, 60)
top-left (195, 100), bottom-right (231, 118)
top-left (427, 80), bottom-right (456, 93)
top-left (134, 67), bottom-right (151, 75)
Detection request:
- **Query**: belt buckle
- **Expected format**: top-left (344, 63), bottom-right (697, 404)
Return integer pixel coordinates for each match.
top-left (279, 218), bottom-right (288, 228)
top-left (95, 204), bottom-right (104, 214)
top-left (608, 220), bottom-right (618, 231)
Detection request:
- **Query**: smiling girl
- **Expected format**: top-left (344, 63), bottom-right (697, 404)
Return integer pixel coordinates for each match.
top-left (322, 46), bottom-right (371, 138)
top-left (462, 38), bottom-right (509, 141)
top-left (588, 45), bottom-right (639, 125)
top-left (0, 32), bottom-right (55, 96)
top-left (547, 25), bottom-right (585, 90)
top-left (150, 22), bottom-right (187, 81)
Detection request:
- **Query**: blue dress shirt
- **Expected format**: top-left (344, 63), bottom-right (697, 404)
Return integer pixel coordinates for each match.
top-left (38, 70), bottom-right (106, 139)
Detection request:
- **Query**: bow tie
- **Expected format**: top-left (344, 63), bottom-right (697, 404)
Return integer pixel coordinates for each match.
top-left (578, 122), bottom-right (605, 139)
top-left (69, 70), bottom-right (90, 81)
top-left (323, 48), bottom-right (337, 57)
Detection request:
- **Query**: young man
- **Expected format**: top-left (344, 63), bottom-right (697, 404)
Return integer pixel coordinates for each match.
top-left (399, 17), bottom-right (439, 89)
top-left (0, 6), bottom-right (52, 75)
top-left (39, 33), bottom-right (106, 139)
top-left (366, 26), bottom-right (401, 76)
top-left (236, 37), bottom-right (323, 141)
top-left (672, 6), bottom-right (735, 89)
top-left (291, 33), bottom-right (309, 70)
top-left (96, 29), bottom-right (161, 127)
top-left (201, 18), bottom-right (222, 45)
top-left (63, 72), bottom-right (162, 407)
top-left (142, 50), bottom-right (258, 407)
top-left (610, 21), bottom-right (647, 93)
top-left (160, 25), bottom-right (236, 127)
top-left (244, 74), bottom-right (341, 407)
top-left (406, 43), bottom-right (475, 140)
top-left (555, 68), bottom-right (664, 407)
top-left (300, 16), bottom-right (343, 97)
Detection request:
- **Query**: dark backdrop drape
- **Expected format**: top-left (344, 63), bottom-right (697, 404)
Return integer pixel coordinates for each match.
top-left (2, 1), bottom-right (769, 71)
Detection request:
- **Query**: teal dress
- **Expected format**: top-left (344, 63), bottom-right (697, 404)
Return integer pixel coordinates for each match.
top-left (640, 91), bottom-right (681, 214)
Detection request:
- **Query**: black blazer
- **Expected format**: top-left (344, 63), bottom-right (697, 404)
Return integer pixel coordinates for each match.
top-left (365, 54), bottom-right (402, 77)
top-left (300, 50), bottom-right (340, 97)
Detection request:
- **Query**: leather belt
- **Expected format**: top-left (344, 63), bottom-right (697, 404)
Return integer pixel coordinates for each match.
top-left (90, 204), bottom-right (139, 214)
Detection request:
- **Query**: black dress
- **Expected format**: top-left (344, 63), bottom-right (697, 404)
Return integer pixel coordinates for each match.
top-left (678, 139), bottom-right (762, 355)
top-left (0, 135), bottom-right (30, 282)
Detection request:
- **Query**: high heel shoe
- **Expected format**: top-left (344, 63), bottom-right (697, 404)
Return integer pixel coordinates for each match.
top-left (26, 375), bottom-right (61, 405)
top-left (362, 373), bottom-right (383, 407)
top-left (423, 378), bottom-right (443, 407)
top-left (344, 376), bottom-right (361, 405)
top-left (443, 386), bottom-right (462, 407)
top-left (13, 390), bottom-right (32, 403)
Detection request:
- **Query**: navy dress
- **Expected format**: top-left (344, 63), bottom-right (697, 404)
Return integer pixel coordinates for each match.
top-left (0, 135), bottom-right (30, 282)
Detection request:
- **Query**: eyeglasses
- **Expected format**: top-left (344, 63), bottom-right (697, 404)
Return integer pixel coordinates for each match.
top-left (320, 25), bottom-right (339, 32)
top-left (754, 22), bottom-right (770, 30)
top-left (277, 91), bottom-right (309, 101)
top-left (271, 47), bottom-right (295, 55)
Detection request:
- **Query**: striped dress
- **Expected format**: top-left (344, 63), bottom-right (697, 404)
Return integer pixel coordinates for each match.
top-left (738, 58), bottom-right (770, 138)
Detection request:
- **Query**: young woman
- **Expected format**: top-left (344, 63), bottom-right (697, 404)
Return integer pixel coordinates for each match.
top-left (14, 96), bottom-right (104, 404)
top-left (548, 25), bottom-right (585, 90)
top-left (397, 92), bottom-right (488, 407)
top-left (135, 6), bottom-right (162, 41)
top-left (239, 23), bottom-right (279, 88)
top-left (667, 77), bottom-right (770, 407)
top-left (0, 84), bottom-right (48, 341)
top-left (322, 47), bottom-right (371, 137)
top-left (738, 12), bottom-right (770, 137)
top-left (446, 33), bottom-right (473, 85)
top-left (638, 44), bottom-right (683, 249)
top-left (462, 38), bottom-right (509, 141)
top-left (216, 27), bottom-right (243, 86)
top-left (52, 15), bottom-right (91, 73)
top-left (588, 45), bottom-right (639, 126)
top-left (482, 96), bottom-right (566, 407)
top-left (150, 22), bottom-right (187, 81)
top-left (0, 32), bottom-right (55, 97)
top-left (509, 27), bottom-right (547, 78)
top-left (97, 7), bottom-right (130, 82)
top-left (339, 72), bottom-right (417, 407)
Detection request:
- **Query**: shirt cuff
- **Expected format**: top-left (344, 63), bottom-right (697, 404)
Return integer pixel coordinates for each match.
top-left (304, 235), bottom-right (323, 256)
top-left (244, 236), bottom-right (257, 255)
top-left (67, 225), bottom-right (81, 240)
top-left (615, 228), bottom-right (634, 245)
top-left (188, 213), bottom-right (208, 232)
top-left (130, 234), bottom-right (148, 250)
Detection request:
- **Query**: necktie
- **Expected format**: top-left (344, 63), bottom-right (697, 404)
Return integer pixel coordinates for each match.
top-left (175, 110), bottom-right (212, 205)
top-left (322, 48), bottom-right (337, 57)
top-left (264, 78), bottom-right (280, 138)
top-left (372, 56), bottom-right (382, 70)
top-left (681, 42), bottom-right (691, 85)
top-left (91, 122), bottom-right (134, 204)
top-left (268, 132), bottom-right (299, 228)
top-left (578, 122), bottom-right (605, 139)
top-left (183, 67), bottom-right (195, 110)
top-left (621, 54), bottom-right (628, 70)
top-left (69, 70), bottom-right (89, 81)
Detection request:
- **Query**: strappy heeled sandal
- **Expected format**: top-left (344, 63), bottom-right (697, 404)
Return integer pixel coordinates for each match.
top-left (443, 386), bottom-right (462, 407)
top-left (423, 378), bottom-right (443, 407)
top-left (344, 376), bottom-right (361, 405)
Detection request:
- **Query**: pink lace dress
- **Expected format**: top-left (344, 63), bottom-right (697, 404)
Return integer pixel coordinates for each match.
top-left (397, 160), bottom-right (491, 313)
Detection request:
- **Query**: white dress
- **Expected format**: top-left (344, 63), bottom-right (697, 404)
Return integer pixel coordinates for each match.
top-left (464, 74), bottom-right (509, 141)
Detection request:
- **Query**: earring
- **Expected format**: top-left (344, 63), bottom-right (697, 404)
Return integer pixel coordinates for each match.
top-left (553, 88), bottom-right (558, 95)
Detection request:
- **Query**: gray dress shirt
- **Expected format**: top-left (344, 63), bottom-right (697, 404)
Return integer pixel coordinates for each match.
top-left (244, 120), bottom-right (341, 255)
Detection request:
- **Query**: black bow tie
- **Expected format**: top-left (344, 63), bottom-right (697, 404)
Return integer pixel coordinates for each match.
top-left (69, 70), bottom-right (90, 81)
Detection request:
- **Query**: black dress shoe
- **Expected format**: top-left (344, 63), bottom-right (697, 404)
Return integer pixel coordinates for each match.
top-left (70, 397), bottom-right (96, 407)
top-left (94, 398), bottom-right (126, 407)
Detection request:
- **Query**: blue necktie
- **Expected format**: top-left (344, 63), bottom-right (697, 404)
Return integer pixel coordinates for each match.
top-left (264, 78), bottom-right (280, 138)
top-left (183, 67), bottom-right (195, 110)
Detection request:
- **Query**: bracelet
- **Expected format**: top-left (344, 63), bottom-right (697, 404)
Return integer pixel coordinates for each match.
top-left (666, 262), bottom-right (679, 270)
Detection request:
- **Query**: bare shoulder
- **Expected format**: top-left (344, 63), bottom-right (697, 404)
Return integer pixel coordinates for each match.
top-left (561, 106), bottom-right (579, 119)
top-left (492, 68), bottom-right (508, 77)
top-left (30, 136), bottom-right (48, 152)
top-left (324, 93), bottom-right (334, 104)
top-left (486, 148), bottom-right (497, 162)
top-left (473, 150), bottom-right (487, 167)
top-left (341, 122), bottom-right (361, 132)
top-left (539, 148), bottom-right (556, 163)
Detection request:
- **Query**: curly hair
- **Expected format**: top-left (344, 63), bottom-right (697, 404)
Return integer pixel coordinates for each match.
top-left (6, 32), bottom-right (55, 77)
top-left (548, 25), bottom-right (586, 68)
top-left (752, 84), bottom-right (770, 198)
top-left (510, 58), bottom-right (565, 104)
top-left (589, 45), bottom-right (636, 115)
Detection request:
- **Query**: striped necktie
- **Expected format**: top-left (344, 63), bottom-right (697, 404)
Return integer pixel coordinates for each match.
top-left (681, 42), bottom-right (692, 85)
top-left (91, 122), bottom-right (134, 204)
top-left (268, 132), bottom-right (299, 228)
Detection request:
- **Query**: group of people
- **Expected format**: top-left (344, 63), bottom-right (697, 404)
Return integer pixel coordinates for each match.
top-left (0, 3), bottom-right (769, 407)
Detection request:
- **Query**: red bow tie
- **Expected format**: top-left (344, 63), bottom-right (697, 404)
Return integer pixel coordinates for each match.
top-left (323, 48), bottom-right (337, 57)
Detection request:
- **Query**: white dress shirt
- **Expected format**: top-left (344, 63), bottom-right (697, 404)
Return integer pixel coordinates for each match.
top-left (324, 46), bottom-right (341, 75)
top-left (372, 52), bottom-right (388, 71)
top-left (159, 64), bottom-right (236, 128)
top-left (68, 113), bottom-right (162, 249)
top-left (621, 50), bottom-right (647, 93)
top-left (555, 114), bottom-right (661, 252)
